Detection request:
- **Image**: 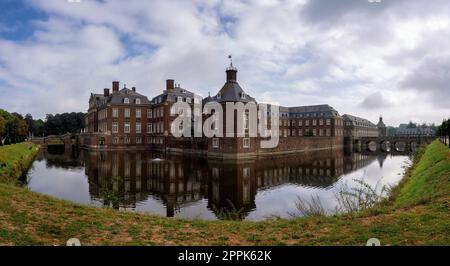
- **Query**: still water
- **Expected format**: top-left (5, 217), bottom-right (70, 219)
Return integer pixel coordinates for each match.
top-left (25, 148), bottom-right (410, 221)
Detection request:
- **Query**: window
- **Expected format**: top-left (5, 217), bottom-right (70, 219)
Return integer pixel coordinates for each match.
top-left (216, 93), bottom-right (221, 99)
top-left (136, 109), bottom-right (141, 118)
top-left (124, 123), bottom-right (130, 133)
top-left (186, 97), bottom-right (191, 103)
top-left (194, 97), bottom-right (199, 104)
top-left (136, 137), bottom-right (142, 144)
top-left (326, 119), bottom-right (331, 125)
top-left (299, 120), bottom-right (303, 126)
top-left (313, 119), bottom-right (317, 126)
top-left (241, 92), bottom-right (246, 99)
top-left (124, 98), bottom-right (130, 104)
top-left (125, 108), bottom-right (130, 118)
top-left (305, 120), bottom-right (310, 126)
top-left (160, 108), bottom-right (164, 117)
top-left (112, 122), bottom-right (118, 133)
top-left (112, 108), bottom-right (118, 118)
top-left (243, 138), bottom-right (250, 148)
top-left (319, 119), bottom-right (323, 126)
top-left (243, 111), bottom-right (249, 130)
top-left (113, 137), bottom-right (119, 144)
top-left (135, 98), bottom-right (141, 104)
top-left (125, 136), bottom-right (131, 144)
top-left (319, 128), bottom-right (323, 136)
top-left (212, 138), bottom-right (219, 148)
top-left (147, 109), bottom-right (152, 118)
top-left (136, 123), bottom-right (141, 133)
top-left (177, 96), bottom-right (182, 102)
top-left (299, 129), bottom-right (302, 136)
top-left (147, 123), bottom-right (152, 133)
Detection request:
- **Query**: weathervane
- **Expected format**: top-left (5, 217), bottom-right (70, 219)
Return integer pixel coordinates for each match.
top-left (228, 54), bottom-right (233, 67)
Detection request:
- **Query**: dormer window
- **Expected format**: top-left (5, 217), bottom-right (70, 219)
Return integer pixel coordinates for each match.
top-left (177, 96), bottom-right (182, 102)
top-left (217, 93), bottom-right (221, 99)
top-left (241, 92), bottom-right (246, 99)
top-left (186, 97), bottom-right (191, 103)
top-left (135, 98), bottom-right (141, 104)
top-left (124, 98), bottom-right (130, 104)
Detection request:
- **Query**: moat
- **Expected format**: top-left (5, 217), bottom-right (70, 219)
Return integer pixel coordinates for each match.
top-left (24, 147), bottom-right (410, 221)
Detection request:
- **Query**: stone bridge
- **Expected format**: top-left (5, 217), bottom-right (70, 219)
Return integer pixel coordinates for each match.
top-left (30, 133), bottom-right (79, 149)
top-left (356, 136), bottom-right (435, 152)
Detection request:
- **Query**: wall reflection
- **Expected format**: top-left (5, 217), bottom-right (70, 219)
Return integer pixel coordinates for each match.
top-left (34, 148), bottom-right (385, 220)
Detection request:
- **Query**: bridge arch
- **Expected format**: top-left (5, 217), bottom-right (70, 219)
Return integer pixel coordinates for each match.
top-left (366, 140), bottom-right (377, 152)
top-left (380, 140), bottom-right (391, 152)
top-left (394, 141), bottom-right (406, 152)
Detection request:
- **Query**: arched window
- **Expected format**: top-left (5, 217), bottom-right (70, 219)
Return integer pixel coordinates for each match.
top-left (124, 98), bottom-right (130, 104)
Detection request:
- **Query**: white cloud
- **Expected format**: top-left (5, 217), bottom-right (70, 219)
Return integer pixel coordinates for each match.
top-left (0, 0), bottom-right (448, 127)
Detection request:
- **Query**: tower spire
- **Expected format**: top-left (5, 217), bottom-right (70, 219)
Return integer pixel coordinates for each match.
top-left (228, 54), bottom-right (233, 67)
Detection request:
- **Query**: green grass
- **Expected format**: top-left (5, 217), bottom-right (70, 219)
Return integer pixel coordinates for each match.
top-left (0, 141), bottom-right (448, 246)
top-left (0, 142), bottom-right (39, 184)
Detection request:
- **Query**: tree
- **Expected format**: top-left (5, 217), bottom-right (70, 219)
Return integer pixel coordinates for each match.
top-left (0, 115), bottom-right (5, 145)
top-left (25, 113), bottom-right (36, 136)
top-left (407, 121), bottom-right (417, 128)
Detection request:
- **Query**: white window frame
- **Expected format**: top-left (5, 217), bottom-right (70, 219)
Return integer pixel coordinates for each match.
top-left (124, 123), bottom-right (130, 133)
top-left (147, 123), bottom-right (152, 133)
top-left (135, 98), bottom-right (141, 104)
top-left (212, 138), bottom-right (219, 148)
top-left (124, 108), bottom-right (130, 118)
top-left (136, 109), bottom-right (141, 118)
top-left (124, 98), bottom-right (130, 104)
top-left (243, 138), bottom-right (250, 148)
top-left (112, 108), bottom-right (118, 118)
top-left (112, 122), bottom-right (118, 133)
top-left (136, 123), bottom-right (141, 133)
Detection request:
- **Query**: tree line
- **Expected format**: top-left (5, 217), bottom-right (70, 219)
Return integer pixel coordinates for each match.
top-left (436, 118), bottom-right (450, 148)
top-left (0, 109), bottom-right (85, 145)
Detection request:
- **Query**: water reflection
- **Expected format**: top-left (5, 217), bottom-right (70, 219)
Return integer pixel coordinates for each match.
top-left (26, 148), bottom-right (409, 221)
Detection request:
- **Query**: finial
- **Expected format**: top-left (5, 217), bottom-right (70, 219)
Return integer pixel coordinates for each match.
top-left (228, 54), bottom-right (233, 67)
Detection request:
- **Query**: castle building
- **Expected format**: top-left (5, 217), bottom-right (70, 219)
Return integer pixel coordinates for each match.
top-left (343, 114), bottom-right (379, 138)
top-left (84, 82), bottom-right (152, 149)
top-left (82, 62), bottom-right (380, 158)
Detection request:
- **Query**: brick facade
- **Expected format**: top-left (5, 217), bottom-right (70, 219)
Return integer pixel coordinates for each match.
top-left (82, 64), bottom-right (382, 158)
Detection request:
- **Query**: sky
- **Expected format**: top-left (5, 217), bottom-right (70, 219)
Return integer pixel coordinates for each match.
top-left (0, 0), bottom-right (449, 126)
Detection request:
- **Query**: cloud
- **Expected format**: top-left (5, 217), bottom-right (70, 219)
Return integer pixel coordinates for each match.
top-left (400, 55), bottom-right (450, 107)
top-left (0, 0), bottom-right (448, 127)
top-left (359, 91), bottom-right (392, 110)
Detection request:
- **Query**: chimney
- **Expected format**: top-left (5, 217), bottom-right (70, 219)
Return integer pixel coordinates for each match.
top-left (104, 88), bottom-right (110, 97)
top-left (132, 87), bottom-right (136, 92)
top-left (226, 67), bottom-right (237, 82)
top-left (112, 81), bottom-right (119, 93)
top-left (166, 79), bottom-right (174, 91)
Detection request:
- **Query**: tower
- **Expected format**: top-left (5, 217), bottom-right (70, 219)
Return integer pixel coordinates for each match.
top-left (377, 116), bottom-right (387, 137)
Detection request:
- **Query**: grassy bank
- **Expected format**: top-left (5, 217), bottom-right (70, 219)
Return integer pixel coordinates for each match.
top-left (0, 142), bottom-right (39, 184)
top-left (0, 141), bottom-right (448, 246)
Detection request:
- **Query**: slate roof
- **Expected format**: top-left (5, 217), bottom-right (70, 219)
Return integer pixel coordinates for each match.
top-left (396, 127), bottom-right (435, 136)
top-left (377, 117), bottom-right (386, 128)
top-left (204, 81), bottom-right (256, 104)
top-left (343, 114), bottom-right (377, 128)
top-left (91, 87), bottom-right (151, 108)
top-left (151, 87), bottom-right (197, 104)
top-left (288, 104), bottom-right (340, 118)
